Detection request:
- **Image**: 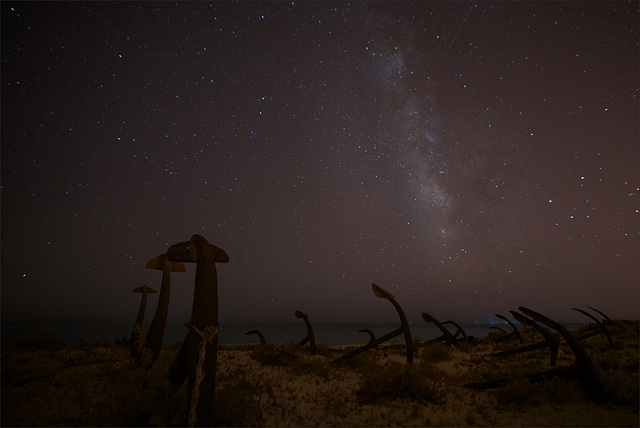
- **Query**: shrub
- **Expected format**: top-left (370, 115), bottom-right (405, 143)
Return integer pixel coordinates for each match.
top-left (250, 342), bottom-right (301, 367)
top-left (2, 332), bottom-right (62, 351)
top-left (421, 344), bottom-right (453, 362)
top-left (602, 368), bottom-right (640, 406)
top-left (494, 373), bottom-right (541, 408)
top-left (213, 372), bottom-right (265, 426)
top-left (358, 361), bottom-right (444, 405)
top-left (454, 339), bottom-right (475, 353)
top-left (495, 374), bottom-right (589, 409)
top-left (293, 356), bottom-right (333, 380)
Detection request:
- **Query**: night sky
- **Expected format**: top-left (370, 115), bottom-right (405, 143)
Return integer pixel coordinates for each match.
top-left (2, 1), bottom-right (638, 327)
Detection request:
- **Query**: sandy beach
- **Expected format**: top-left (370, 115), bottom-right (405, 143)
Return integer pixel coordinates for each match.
top-left (2, 321), bottom-right (638, 427)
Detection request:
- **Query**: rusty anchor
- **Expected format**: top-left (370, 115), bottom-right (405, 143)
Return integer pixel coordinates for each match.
top-left (469, 307), bottom-right (605, 403)
top-left (518, 306), bottom-right (605, 403)
top-left (493, 313), bottom-right (523, 343)
top-left (587, 306), bottom-right (613, 324)
top-left (422, 314), bottom-right (472, 345)
top-left (334, 283), bottom-right (413, 365)
top-left (491, 310), bottom-right (561, 366)
top-left (144, 254), bottom-right (187, 360)
top-left (572, 308), bottom-right (613, 346)
top-left (358, 328), bottom-right (377, 345)
top-left (422, 312), bottom-right (456, 345)
top-left (295, 310), bottom-right (316, 353)
top-left (442, 321), bottom-right (472, 344)
top-left (129, 284), bottom-right (157, 343)
top-left (245, 329), bottom-right (267, 345)
top-left (165, 234), bottom-right (229, 427)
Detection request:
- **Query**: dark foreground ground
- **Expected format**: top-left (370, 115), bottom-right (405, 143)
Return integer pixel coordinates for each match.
top-left (2, 320), bottom-right (638, 426)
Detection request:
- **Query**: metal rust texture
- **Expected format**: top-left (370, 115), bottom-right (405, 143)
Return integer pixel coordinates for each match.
top-left (334, 283), bottom-right (413, 365)
top-left (165, 234), bottom-right (229, 427)
top-left (245, 330), bottom-right (266, 345)
top-left (295, 310), bottom-right (316, 353)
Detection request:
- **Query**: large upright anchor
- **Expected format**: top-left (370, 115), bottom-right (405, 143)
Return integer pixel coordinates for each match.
top-left (334, 283), bottom-right (413, 365)
top-left (295, 310), bottom-right (316, 353)
top-left (144, 254), bottom-right (186, 360)
top-left (165, 234), bottom-right (229, 427)
top-left (129, 284), bottom-right (157, 343)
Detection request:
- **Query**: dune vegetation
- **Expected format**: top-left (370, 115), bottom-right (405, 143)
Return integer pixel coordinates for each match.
top-left (2, 320), bottom-right (638, 426)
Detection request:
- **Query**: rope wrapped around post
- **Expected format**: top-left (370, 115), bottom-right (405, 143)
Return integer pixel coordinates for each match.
top-left (185, 323), bottom-right (220, 428)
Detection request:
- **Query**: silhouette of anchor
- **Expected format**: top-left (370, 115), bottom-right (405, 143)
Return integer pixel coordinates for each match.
top-left (358, 328), bottom-right (377, 345)
top-left (245, 329), bottom-right (266, 345)
top-left (572, 307), bottom-right (613, 346)
top-left (295, 310), bottom-right (316, 353)
top-left (493, 313), bottom-right (523, 343)
top-left (518, 306), bottom-right (605, 403)
top-left (421, 313), bottom-right (471, 345)
top-left (492, 310), bottom-right (561, 366)
top-left (469, 306), bottom-right (605, 403)
top-left (334, 283), bottom-right (413, 365)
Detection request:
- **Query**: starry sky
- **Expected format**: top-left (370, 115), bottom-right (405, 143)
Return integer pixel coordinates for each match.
top-left (2, 1), bottom-right (638, 326)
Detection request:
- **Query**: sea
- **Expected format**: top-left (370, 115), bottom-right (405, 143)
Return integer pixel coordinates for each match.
top-left (0, 321), bottom-right (590, 347)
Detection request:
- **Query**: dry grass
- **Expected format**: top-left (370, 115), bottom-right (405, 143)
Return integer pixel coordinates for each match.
top-left (2, 320), bottom-right (638, 426)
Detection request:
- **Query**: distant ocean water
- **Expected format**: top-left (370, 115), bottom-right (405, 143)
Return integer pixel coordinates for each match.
top-left (1, 322), bottom-right (590, 346)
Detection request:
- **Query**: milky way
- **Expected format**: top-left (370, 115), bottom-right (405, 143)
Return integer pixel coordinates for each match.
top-left (2, 2), bottom-right (638, 325)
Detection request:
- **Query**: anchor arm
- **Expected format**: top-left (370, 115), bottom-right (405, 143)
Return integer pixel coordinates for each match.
top-left (518, 306), bottom-right (604, 403)
top-left (510, 310), bottom-right (560, 365)
top-left (573, 308), bottom-right (612, 346)
top-left (587, 306), bottom-right (613, 324)
top-left (442, 320), bottom-right (467, 341)
top-left (245, 330), bottom-right (266, 345)
top-left (495, 313), bottom-right (523, 343)
top-left (422, 312), bottom-right (455, 345)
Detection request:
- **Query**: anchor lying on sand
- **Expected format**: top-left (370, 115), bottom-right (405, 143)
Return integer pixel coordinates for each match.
top-left (572, 307), bottom-right (613, 346)
top-left (493, 313), bottom-right (523, 343)
top-left (295, 310), bottom-right (316, 353)
top-left (245, 329), bottom-right (267, 345)
top-left (469, 306), bottom-right (605, 403)
top-left (421, 313), bottom-right (474, 346)
top-left (491, 310), bottom-right (561, 366)
top-left (492, 306), bottom-right (615, 366)
top-left (358, 328), bottom-right (377, 345)
top-left (334, 283), bottom-right (413, 365)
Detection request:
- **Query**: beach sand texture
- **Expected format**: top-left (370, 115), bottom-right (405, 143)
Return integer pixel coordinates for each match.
top-left (2, 320), bottom-right (638, 426)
